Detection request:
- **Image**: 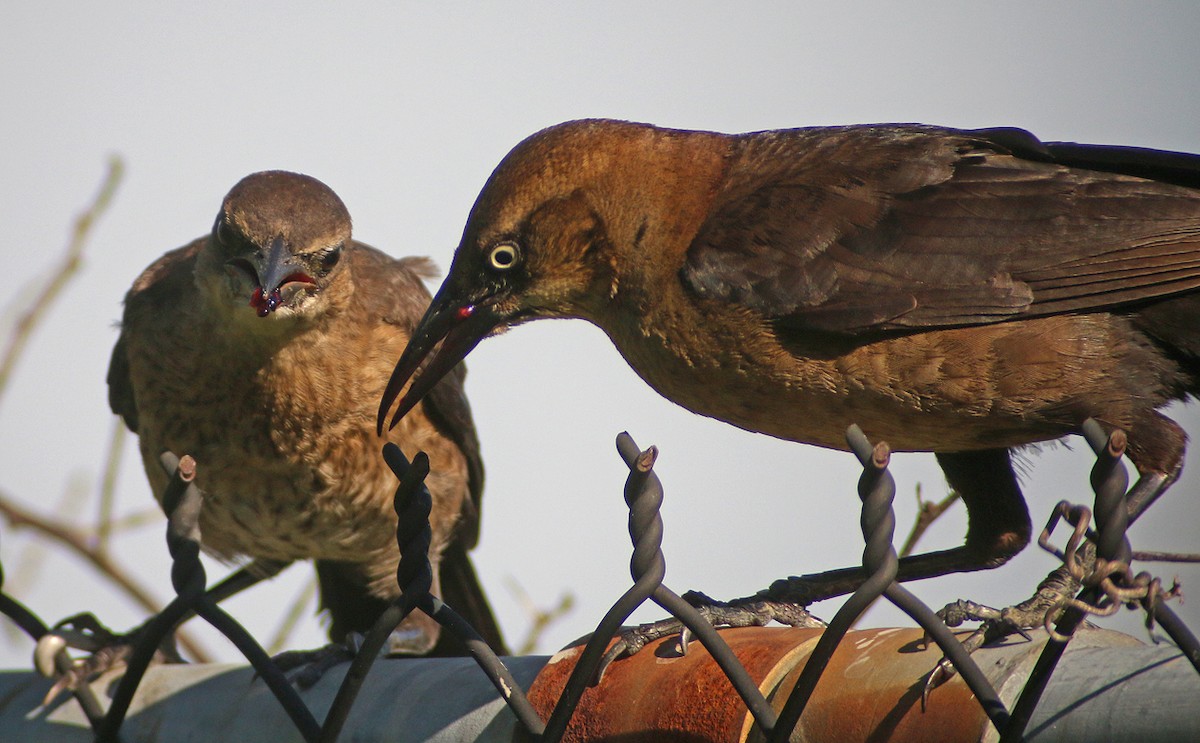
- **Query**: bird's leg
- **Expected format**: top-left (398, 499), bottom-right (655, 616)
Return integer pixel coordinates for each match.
top-left (272, 558), bottom-right (447, 688)
top-left (925, 448), bottom-right (1097, 689)
top-left (606, 426), bottom-right (1184, 667)
top-left (37, 559), bottom-right (289, 701)
top-left (1123, 411), bottom-right (1186, 522)
top-left (270, 633), bottom-right (365, 689)
top-left (599, 591), bottom-right (824, 667)
top-left (604, 449), bottom-right (1030, 661)
top-left (931, 414), bottom-right (1187, 688)
top-left (754, 448), bottom-right (1032, 602)
top-left (270, 614), bottom-right (448, 689)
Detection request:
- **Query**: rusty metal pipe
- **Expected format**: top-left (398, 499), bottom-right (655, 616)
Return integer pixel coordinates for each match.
top-left (527, 626), bottom-right (1200, 743)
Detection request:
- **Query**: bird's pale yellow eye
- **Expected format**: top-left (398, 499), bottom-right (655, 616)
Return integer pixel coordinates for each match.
top-left (487, 242), bottom-right (520, 271)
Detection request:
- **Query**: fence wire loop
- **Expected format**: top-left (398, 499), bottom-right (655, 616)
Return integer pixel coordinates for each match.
top-left (1002, 419), bottom-right (1200, 742)
top-left (1039, 500), bottom-right (1184, 642)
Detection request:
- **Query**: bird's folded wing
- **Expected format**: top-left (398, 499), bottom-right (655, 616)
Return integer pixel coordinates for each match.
top-left (107, 241), bottom-right (203, 432)
top-left (682, 125), bottom-right (1200, 334)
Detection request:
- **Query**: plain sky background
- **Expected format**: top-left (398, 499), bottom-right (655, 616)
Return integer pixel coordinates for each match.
top-left (1, 3), bottom-right (1198, 672)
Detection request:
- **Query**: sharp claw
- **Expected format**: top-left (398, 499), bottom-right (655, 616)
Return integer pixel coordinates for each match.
top-left (291, 663), bottom-right (327, 690)
top-left (923, 659), bottom-right (955, 709)
top-left (677, 626), bottom-right (693, 655)
top-left (42, 673), bottom-right (78, 709)
top-left (593, 642), bottom-right (626, 686)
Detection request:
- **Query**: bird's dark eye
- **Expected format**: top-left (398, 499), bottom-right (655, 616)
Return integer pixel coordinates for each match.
top-left (487, 242), bottom-right (520, 271)
top-left (320, 244), bottom-right (343, 271)
top-left (214, 215), bottom-right (232, 247)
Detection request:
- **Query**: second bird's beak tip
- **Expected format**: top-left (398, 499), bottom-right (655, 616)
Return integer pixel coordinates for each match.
top-left (378, 397), bottom-right (404, 435)
top-left (375, 299), bottom-right (495, 439)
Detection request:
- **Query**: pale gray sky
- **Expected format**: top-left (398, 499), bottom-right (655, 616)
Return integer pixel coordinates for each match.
top-left (2, 3), bottom-right (1198, 668)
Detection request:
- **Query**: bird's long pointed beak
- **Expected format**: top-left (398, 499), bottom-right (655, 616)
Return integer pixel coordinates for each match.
top-left (377, 295), bottom-right (501, 435)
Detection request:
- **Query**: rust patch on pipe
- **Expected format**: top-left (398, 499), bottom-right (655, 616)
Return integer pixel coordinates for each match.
top-left (529, 626), bottom-right (994, 742)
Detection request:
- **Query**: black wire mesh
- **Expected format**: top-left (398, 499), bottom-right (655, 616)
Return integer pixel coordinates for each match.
top-left (1, 419), bottom-right (1197, 742)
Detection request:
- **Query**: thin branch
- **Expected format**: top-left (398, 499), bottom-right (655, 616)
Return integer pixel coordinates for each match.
top-left (266, 573), bottom-right (319, 654)
top-left (98, 508), bottom-right (164, 535)
top-left (0, 488), bottom-right (210, 662)
top-left (1132, 550), bottom-right (1200, 563)
top-left (898, 484), bottom-right (962, 559)
top-left (0, 156), bottom-right (124, 408)
top-left (1, 474), bottom-right (90, 645)
top-left (95, 418), bottom-right (127, 551)
top-left (504, 576), bottom-right (575, 655)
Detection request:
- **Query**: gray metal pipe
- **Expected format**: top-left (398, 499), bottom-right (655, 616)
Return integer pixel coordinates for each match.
top-left (0, 655), bottom-right (546, 742)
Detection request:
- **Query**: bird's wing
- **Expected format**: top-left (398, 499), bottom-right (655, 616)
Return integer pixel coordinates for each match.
top-left (352, 245), bottom-right (486, 547)
top-left (106, 333), bottom-right (138, 431)
top-left (682, 125), bottom-right (1200, 334)
top-left (107, 241), bottom-right (204, 432)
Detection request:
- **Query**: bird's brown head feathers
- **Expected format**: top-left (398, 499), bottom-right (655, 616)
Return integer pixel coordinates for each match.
top-left (196, 170), bottom-right (352, 321)
top-left (377, 119), bottom-right (731, 432)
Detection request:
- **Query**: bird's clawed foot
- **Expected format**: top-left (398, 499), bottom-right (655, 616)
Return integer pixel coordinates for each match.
top-left (271, 633), bottom-right (365, 689)
top-left (34, 613), bottom-right (183, 706)
top-left (594, 591), bottom-right (823, 683)
top-left (925, 564), bottom-right (1081, 695)
top-left (925, 599), bottom-right (1039, 693)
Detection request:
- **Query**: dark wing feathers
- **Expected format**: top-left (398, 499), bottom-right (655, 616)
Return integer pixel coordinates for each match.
top-left (107, 242), bottom-right (203, 433)
top-left (683, 125), bottom-right (1200, 335)
top-left (106, 333), bottom-right (138, 432)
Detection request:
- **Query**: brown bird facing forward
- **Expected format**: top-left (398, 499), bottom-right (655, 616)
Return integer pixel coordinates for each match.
top-left (107, 170), bottom-right (505, 664)
top-left (379, 119), bottom-right (1200, 634)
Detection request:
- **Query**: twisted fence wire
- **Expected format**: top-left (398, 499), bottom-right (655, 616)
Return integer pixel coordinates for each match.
top-left (96, 452), bottom-right (321, 743)
top-left (768, 425), bottom-right (1010, 741)
top-left (0, 420), bottom-right (1197, 742)
top-left (0, 534), bottom-right (110, 729)
top-left (317, 444), bottom-right (544, 742)
top-left (538, 434), bottom-right (780, 741)
top-left (1003, 420), bottom-right (1200, 741)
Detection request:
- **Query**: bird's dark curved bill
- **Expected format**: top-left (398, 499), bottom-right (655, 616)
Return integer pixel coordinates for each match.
top-left (377, 303), bottom-right (497, 434)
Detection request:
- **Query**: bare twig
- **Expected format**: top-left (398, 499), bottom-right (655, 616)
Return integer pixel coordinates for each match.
top-left (1132, 550), bottom-right (1200, 563)
top-left (0, 488), bottom-right (210, 662)
top-left (98, 507), bottom-right (165, 535)
top-left (266, 573), bottom-right (319, 654)
top-left (504, 576), bottom-right (575, 655)
top-left (0, 474), bottom-right (90, 645)
top-left (898, 484), bottom-right (962, 559)
top-left (95, 418), bottom-right (128, 551)
top-left (0, 156), bottom-right (124, 407)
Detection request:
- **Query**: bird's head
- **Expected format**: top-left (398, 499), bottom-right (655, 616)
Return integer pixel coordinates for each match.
top-left (377, 119), bottom-right (730, 433)
top-left (196, 171), bottom-right (351, 322)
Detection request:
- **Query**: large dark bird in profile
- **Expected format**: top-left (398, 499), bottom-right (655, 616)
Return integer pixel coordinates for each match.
top-left (108, 170), bottom-right (505, 662)
top-left (378, 120), bottom-right (1200, 631)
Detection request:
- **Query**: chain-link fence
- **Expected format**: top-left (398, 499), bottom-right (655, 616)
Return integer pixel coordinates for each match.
top-left (2, 420), bottom-right (1198, 742)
